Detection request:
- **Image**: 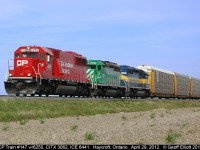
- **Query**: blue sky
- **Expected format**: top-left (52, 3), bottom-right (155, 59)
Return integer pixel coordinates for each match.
top-left (0, 0), bottom-right (200, 95)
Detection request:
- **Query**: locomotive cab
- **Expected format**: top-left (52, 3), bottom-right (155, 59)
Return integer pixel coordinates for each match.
top-left (87, 60), bottom-right (106, 86)
top-left (5, 46), bottom-right (53, 96)
top-left (9, 46), bottom-right (53, 79)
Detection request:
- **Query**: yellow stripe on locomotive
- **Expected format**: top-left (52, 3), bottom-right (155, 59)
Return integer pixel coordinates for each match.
top-left (120, 65), bottom-right (150, 98)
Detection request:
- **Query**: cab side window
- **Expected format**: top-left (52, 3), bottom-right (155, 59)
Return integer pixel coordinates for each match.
top-left (40, 53), bottom-right (44, 60)
top-left (98, 65), bottom-right (101, 70)
top-left (15, 53), bottom-right (20, 58)
top-left (90, 65), bottom-right (96, 69)
top-left (47, 54), bottom-right (51, 63)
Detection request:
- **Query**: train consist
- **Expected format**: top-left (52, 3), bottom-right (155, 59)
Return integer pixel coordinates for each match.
top-left (4, 46), bottom-right (200, 99)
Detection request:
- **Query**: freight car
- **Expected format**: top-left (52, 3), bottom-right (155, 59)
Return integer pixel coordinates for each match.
top-left (137, 65), bottom-right (200, 99)
top-left (137, 65), bottom-right (175, 98)
top-left (190, 77), bottom-right (200, 98)
top-left (4, 46), bottom-right (90, 97)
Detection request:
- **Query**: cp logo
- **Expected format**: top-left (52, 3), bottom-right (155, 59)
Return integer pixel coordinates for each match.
top-left (17, 60), bottom-right (28, 66)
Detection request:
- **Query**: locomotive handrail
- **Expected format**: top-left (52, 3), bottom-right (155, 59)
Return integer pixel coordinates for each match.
top-left (8, 59), bottom-right (14, 70)
top-left (91, 75), bottom-right (97, 89)
top-left (123, 80), bottom-right (128, 91)
top-left (4, 72), bottom-right (8, 82)
top-left (37, 63), bottom-right (43, 84)
top-left (94, 78), bottom-right (97, 89)
top-left (32, 66), bottom-right (37, 78)
top-left (32, 65), bottom-right (42, 85)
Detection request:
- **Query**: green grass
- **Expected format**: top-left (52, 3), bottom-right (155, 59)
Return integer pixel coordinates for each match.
top-left (84, 131), bottom-right (97, 141)
top-left (166, 129), bottom-right (182, 144)
top-left (0, 98), bottom-right (200, 122)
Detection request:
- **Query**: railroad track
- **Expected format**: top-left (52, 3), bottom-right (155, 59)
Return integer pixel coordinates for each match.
top-left (0, 95), bottom-right (198, 101)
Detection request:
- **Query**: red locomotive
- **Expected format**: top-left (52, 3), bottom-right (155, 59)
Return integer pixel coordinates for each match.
top-left (5, 46), bottom-right (90, 97)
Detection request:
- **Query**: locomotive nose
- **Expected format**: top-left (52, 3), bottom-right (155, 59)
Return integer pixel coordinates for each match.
top-left (15, 58), bottom-right (34, 77)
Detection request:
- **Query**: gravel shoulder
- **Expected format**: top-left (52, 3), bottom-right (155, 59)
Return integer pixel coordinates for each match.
top-left (0, 107), bottom-right (200, 144)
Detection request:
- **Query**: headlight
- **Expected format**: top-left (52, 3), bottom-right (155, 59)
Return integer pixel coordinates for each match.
top-left (9, 74), bottom-right (12, 77)
top-left (28, 73), bottom-right (31, 77)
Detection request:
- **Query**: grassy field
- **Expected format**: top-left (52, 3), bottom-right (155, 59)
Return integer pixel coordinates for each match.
top-left (0, 98), bottom-right (200, 122)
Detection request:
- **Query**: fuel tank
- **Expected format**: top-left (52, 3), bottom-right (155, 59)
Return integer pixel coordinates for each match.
top-left (104, 89), bottom-right (118, 97)
top-left (55, 85), bottom-right (77, 95)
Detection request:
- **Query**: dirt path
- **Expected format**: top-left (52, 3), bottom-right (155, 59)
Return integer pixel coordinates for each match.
top-left (0, 107), bottom-right (200, 144)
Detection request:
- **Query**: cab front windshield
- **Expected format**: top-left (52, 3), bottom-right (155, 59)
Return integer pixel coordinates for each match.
top-left (22, 53), bottom-right (38, 58)
top-left (88, 65), bottom-right (96, 69)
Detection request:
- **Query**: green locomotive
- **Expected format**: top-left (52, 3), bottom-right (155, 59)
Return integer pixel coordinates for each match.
top-left (87, 60), bottom-right (123, 97)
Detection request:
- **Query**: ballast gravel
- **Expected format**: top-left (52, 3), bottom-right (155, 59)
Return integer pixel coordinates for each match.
top-left (0, 108), bottom-right (200, 144)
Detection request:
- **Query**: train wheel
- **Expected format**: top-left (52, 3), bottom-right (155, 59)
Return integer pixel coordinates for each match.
top-left (16, 93), bottom-right (19, 97)
top-left (59, 95), bottom-right (62, 97)
top-left (31, 94), bottom-right (35, 97)
top-left (23, 94), bottom-right (27, 97)
top-left (46, 93), bottom-right (49, 97)
top-left (39, 93), bottom-right (42, 97)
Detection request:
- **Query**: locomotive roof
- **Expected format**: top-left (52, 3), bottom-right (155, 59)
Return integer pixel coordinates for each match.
top-left (88, 60), bottom-right (120, 67)
top-left (102, 61), bottom-right (120, 68)
top-left (16, 46), bottom-right (54, 55)
top-left (66, 51), bottom-right (85, 58)
top-left (42, 47), bottom-right (54, 55)
top-left (120, 65), bottom-right (147, 75)
top-left (16, 46), bottom-right (86, 58)
top-left (120, 65), bottom-right (138, 70)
